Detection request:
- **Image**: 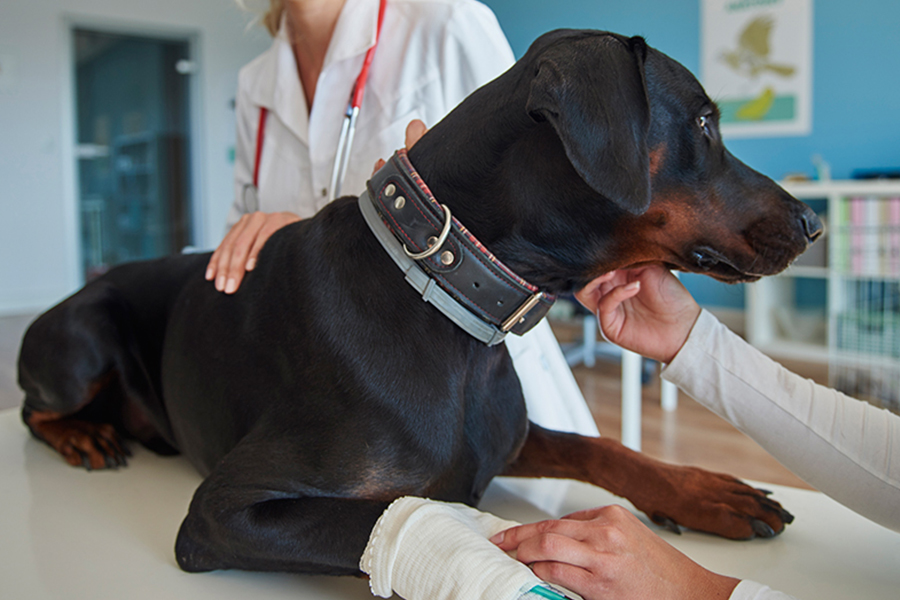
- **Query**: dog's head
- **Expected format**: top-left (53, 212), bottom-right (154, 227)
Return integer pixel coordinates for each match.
top-left (519, 31), bottom-right (822, 286)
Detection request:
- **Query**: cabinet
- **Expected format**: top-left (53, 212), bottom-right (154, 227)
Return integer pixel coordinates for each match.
top-left (746, 180), bottom-right (900, 412)
top-left (80, 131), bottom-right (190, 278)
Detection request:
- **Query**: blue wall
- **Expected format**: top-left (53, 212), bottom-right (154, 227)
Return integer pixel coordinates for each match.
top-left (482, 0), bottom-right (900, 308)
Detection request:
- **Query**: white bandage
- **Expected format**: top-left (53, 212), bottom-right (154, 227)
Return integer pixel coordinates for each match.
top-left (360, 496), bottom-right (543, 600)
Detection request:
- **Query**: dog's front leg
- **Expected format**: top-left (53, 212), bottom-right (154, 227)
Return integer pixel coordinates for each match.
top-left (174, 438), bottom-right (390, 575)
top-left (503, 422), bottom-right (793, 540)
top-left (176, 491), bottom-right (389, 575)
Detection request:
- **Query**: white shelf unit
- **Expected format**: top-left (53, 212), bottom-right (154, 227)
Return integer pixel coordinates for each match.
top-left (746, 180), bottom-right (900, 412)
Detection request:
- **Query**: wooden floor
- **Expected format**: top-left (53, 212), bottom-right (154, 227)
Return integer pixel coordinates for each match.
top-left (571, 358), bottom-right (817, 490)
top-left (0, 312), bottom-right (818, 489)
top-left (552, 319), bottom-right (821, 490)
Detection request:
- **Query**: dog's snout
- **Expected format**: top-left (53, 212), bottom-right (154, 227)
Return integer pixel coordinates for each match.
top-left (800, 209), bottom-right (824, 243)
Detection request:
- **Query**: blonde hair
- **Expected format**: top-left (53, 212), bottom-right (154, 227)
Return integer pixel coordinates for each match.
top-left (262, 0), bottom-right (284, 37)
top-left (235, 0), bottom-right (283, 37)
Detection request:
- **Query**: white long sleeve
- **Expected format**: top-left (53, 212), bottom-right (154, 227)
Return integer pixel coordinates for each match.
top-left (661, 310), bottom-right (900, 600)
top-left (662, 309), bottom-right (900, 532)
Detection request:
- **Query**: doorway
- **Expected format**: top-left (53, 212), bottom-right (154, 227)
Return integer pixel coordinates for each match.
top-left (73, 28), bottom-right (193, 280)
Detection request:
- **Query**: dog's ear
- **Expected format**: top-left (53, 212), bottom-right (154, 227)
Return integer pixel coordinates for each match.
top-left (526, 35), bottom-right (651, 215)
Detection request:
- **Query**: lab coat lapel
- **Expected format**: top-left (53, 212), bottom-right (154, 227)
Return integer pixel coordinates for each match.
top-left (273, 18), bottom-right (311, 145)
top-left (245, 16), bottom-right (311, 146)
top-left (323, 0), bottom-right (379, 69)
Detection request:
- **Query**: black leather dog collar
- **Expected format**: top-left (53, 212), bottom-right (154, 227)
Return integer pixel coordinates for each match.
top-left (359, 150), bottom-right (555, 345)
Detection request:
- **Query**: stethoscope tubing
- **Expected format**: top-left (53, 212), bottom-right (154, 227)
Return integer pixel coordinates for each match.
top-left (329, 0), bottom-right (387, 200)
top-left (329, 105), bottom-right (359, 201)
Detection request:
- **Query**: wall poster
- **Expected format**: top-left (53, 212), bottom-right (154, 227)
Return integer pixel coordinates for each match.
top-left (701, 0), bottom-right (813, 138)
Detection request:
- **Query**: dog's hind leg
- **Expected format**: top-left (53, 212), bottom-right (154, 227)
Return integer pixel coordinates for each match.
top-left (174, 431), bottom-right (390, 575)
top-left (503, 422), bottom-right (794, 540)
top-left (18, 281), bottom-right (172, 470)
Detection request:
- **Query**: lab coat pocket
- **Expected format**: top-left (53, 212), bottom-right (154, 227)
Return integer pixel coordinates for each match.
top-left (262, 143), bottom-right (314, 217)
top-left (362, 110), bottom-right (423, 159)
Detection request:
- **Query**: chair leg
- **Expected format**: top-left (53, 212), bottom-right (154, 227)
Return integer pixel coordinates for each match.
top-left (582, 313), bottom-right (597, 367)
top-left (661, 379), bottom-right (678, 412)
top-left (621, 349), bottom-right (642, 451)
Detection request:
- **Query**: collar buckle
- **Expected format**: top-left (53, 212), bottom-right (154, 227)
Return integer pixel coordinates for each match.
top-left (501, 292), bottom-right (545, 332)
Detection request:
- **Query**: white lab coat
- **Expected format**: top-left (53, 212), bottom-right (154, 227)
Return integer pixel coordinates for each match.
top-left (230, 0), bottom-right (599, 437)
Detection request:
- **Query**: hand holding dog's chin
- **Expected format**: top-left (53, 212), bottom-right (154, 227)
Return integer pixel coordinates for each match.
top-left (491, 505), bottom-right (740, 600)
top-left (575, 265), bottom-right (701, 364)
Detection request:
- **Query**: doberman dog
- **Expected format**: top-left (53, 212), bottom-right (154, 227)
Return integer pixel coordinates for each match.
top-left (18, 30), bottom-right (819, 577)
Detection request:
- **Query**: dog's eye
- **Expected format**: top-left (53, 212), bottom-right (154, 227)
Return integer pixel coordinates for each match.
top-left (698, 115), bottom-right (711, 133)
top-left (697, 114), bottom-right (717, 140)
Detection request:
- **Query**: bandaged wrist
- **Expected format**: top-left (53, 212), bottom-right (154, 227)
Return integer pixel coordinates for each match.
top-left (360, 496), bottom-right (546, 600)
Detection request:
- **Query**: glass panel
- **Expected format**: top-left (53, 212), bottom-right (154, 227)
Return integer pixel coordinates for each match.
top-left (74, 28), bottom-right (192, 280)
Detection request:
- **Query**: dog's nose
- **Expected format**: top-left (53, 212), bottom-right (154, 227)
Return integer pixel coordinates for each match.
top-left (800, 209), bottom-right (823, 243)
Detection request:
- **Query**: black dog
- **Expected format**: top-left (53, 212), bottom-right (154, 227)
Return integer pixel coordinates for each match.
top-left (18, 31), bottom-right (818, 577)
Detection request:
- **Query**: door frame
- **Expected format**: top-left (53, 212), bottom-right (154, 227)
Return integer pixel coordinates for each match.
top-left (60, 14), bottom-right (205, 286)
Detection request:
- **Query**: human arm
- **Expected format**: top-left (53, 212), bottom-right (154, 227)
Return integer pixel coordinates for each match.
top-left (579, 265), bottom-right (900, 532)
top-left (574, 265), bottom-right (700, 363)
top-left (363, 497), bottom-right (793, 600)
top-left (664, 309), bottom-right (900, 532)
top-left (491, 504), bottom-right (740, 600)
top-left (492, 505), bottom-right (798, 600)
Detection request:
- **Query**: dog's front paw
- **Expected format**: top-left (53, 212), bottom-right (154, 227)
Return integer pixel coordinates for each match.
top-left (623, 463), bottom-right (793, 540)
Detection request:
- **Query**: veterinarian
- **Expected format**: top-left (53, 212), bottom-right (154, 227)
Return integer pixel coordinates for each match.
top-left (487, 264), bottom-right (900, 600)
top-left (206, 0), bottom-right (599, 437)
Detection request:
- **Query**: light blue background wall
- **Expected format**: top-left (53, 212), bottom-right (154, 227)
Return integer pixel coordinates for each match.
top-left (482, 0), bottom-right (900, 308)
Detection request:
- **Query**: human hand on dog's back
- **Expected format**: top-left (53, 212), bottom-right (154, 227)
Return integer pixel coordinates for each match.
top-left (575, 265), bottom-right (701, 364)
top-left (206, 211), bottom-right (302, 294)
top-left (206, 120), bottom-right (429, 294)
top-left (491, 504), bottom-right (739, 600)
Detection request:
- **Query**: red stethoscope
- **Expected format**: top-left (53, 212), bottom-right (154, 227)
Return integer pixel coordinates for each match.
top-left (245, 0), bottom-right (387, 211)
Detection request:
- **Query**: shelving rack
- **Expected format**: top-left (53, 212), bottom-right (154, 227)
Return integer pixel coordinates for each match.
top-left (746, 180), bottom-right (900, 413)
